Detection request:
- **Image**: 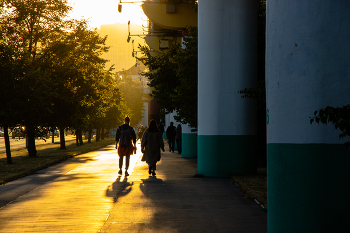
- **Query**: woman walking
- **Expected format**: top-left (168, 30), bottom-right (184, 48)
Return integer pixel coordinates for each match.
top-left (141, 120), bottom-right (165, 176)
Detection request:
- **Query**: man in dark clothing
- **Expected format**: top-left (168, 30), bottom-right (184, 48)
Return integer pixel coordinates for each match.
top-left (116, 116), bottom-right (136, 176)
top-left (166, 122), bottom-right (176, 152)
top-left (175, 124), bottom-right (182, 154)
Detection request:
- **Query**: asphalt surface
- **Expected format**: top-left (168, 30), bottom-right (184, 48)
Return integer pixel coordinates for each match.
top-left (0, 141), bottom-right (267, 233)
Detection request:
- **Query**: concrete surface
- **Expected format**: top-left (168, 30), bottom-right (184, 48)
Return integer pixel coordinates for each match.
top-left (0, 141), bottom-right (267, 233)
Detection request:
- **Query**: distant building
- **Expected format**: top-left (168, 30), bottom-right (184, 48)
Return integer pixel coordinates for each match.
top-left (97, 24), bottom-right (145, 72)
top-left (98, 23), bottom-right (149, 133)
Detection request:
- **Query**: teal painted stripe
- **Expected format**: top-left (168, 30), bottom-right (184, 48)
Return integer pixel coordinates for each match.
top-left (182, 133), bottom-right (197, 158)
top-left (197, 135), bottom-right (257, 177)
top-left (267, 143), bottom-right (350, 233)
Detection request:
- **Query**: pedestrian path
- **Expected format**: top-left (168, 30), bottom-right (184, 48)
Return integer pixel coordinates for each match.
top-left (0, 142), bottom-right (267, 233)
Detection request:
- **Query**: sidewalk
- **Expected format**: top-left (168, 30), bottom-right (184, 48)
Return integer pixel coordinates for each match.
top-left (0, 142), bottom-right (267, 233)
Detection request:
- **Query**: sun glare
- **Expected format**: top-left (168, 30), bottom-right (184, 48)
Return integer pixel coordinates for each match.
top-left (68, 0), bottom-right (147, 28)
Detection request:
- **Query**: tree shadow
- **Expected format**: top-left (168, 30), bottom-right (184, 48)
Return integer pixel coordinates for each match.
top-left (96, 147), bottom-right (116, 152)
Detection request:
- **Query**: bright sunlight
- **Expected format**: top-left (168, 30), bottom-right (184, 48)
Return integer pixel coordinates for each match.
top-left (68, 0), bottom-right (147, 28)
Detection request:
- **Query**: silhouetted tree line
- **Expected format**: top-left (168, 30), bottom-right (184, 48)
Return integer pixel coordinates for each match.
top-left (0, 0), bottom-right (129, 163)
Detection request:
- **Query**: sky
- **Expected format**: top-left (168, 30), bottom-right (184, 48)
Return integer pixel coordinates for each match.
top-left (67, 0), bottom-right (147, 29)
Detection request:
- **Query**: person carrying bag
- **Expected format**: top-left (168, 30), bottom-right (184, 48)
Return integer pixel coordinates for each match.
top-left (116, 116), bottom-right (137, 176)
top-left (141, 120), bottom-right (165, 176)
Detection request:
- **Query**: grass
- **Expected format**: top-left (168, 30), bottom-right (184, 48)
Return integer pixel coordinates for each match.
top-left (230, 168), bottom-right (267, 208)
top-left (0, 137), bottom-right (115, 185)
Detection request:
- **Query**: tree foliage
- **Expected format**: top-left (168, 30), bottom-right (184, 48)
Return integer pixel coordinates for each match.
top-left (0, 0), bottom-right (126, 159)
top-left (137, 26), bottom-right (198, 129)
top-left (0, 41), bottom-right (23, 164)
top-left (310, 105), bottom-right (350, 149)
top-left (116, 73), bottom-right (149, 128)
top-left (1, 0), bottom-right (74, 156)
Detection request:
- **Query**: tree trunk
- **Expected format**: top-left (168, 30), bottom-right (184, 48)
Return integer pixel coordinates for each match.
top-left (96, 127), bottom-right (100, 142)
top-left (78, 130), bottom-right (83, 145)
top-left (3, 126), bottom-right (12, 164)
top-left (101, 126), bottom-right (105, 140)
top-left (26, 125), bottom-right (37, 157)
top-left (88, 128), bottom-right (92, 143)
top-left (59, 127), bottom-right (66, 150)
top-left (76, 129), bottom-right (80, 146)
top-left (51, 128), bottom-right (55, 144)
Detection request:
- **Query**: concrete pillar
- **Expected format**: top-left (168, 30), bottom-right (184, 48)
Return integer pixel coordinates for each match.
top-left (198, 0), bottom-right (257, 177)
top-left (266, 1), bottom-right (350, 232)
top-left (181, 124), bottom-right (197, 158)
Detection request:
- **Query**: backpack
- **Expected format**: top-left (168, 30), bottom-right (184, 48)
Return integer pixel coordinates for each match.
top-left (119, 126), bottom-right (132, 147)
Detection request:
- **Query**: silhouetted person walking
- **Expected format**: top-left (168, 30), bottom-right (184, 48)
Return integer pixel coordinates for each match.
top-left (141, 120), bottom-right (165, 176)
top-left (116, 116), bottom-right (136, 176)
top-left (166, 122), bottom-right (176, 152)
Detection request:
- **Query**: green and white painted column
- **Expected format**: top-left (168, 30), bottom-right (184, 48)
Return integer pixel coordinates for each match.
top-left (181, 124), bottom-right (197, 158)
top-left (198, 0), bottom-right (257, 177)
top-left (266, 1), bottom-right (350, 232)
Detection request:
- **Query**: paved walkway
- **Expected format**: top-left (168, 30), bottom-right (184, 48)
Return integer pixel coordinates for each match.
top-left (0, 142), bottom-right (267, 233)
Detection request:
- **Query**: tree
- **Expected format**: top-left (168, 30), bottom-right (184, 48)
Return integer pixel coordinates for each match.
top-left (39, 18), bottom-right (112, 147)
top-left (0, 41), bottom-right (23, 163)
top-left (116, 74), bottom-right (149, 128)
top-left (87, 73), bottom-right (127, 142)
top-left (1, 0), bottom-right (162, 159)
top-left (102, 84), bottom-right (129, 138)
top-left (0, 0), bottom-right (72, 157)
top-left (137, 26), bottom-right (198, 129)
top-left (170, 27), bottom-right (198, 128)
top-left (1, 1), bottom-right (121, 153)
